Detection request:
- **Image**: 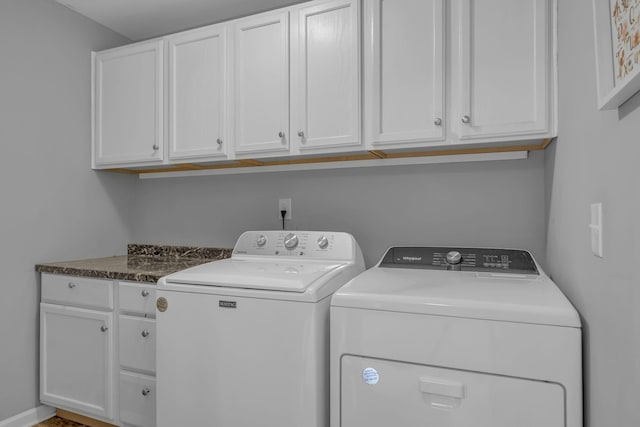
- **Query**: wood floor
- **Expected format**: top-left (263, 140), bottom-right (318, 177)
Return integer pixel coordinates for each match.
top-left (34, 416), bottom-right (89, 427)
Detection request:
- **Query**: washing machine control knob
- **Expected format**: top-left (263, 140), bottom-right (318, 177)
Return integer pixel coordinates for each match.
top-left (446, 251), bottom-right (462, 265)
top-left (256, 234), bottom-right (267, 247)
top-left (284, 233), bottom-right (299, 250)
top-left (317, 235), bottom-right (329, 249)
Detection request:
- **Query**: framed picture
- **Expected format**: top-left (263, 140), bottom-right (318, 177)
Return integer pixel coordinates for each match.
top-left (593, 0), bottom-right (640, 109)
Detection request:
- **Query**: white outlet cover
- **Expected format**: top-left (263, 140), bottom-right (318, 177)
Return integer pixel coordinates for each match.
top-left (590, 203), bottom-right (603, 258)
top-left (278, 198), bottom-right (292, 220)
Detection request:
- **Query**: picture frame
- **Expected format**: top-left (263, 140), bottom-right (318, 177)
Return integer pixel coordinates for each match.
top-left (593, 0), bottom-right (640, 110)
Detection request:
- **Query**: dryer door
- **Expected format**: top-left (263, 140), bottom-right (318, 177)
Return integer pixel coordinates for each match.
top-left (341, 356), bottom-right (564, 427)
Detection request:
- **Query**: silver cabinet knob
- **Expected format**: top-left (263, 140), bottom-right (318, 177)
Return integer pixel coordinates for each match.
top-left (297, 130), bottom-right (305, 138)
top-left (434, 118), bottom-right (442, 126)
top-left (461, 115), bottom-right (470, 124)
top-left (68, 282), bottom-right (77, 289)
top-left (100, 325), bottom-right (109, 332)
top-left (216, 138), bottom-right (223, 145)
top-left (142, 388), bottom-right (151, 397)
top-left (141, 330), bottom-right (150, 338)
top-left (278, 131), bottom-right (285, 138)
top-left (141, 289), bottom-right (150, 297)
top-left (152, 144), bottom-right (159, 150)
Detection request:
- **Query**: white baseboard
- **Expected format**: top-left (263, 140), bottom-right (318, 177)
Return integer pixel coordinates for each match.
top-left (0, 405), bottom-right (56, 427)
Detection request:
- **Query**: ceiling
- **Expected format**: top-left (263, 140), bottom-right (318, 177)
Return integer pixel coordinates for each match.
top-left (55, 0), bottom-right (307, 41)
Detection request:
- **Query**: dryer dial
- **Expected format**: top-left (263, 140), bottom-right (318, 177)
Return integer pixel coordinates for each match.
top-left (317, 235), bottom-right (329, 249)
top-left (446, 251), bottom-right (462, 265)
top-left (284, 233), bottom-right (299, 250)
top-left (256, 234), bottom-right (267, 247)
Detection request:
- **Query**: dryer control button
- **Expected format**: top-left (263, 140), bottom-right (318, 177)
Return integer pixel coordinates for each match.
top-left (317, 235), bottom-right (329, 249)
top-left (256, 234), bottom-right (267, 247)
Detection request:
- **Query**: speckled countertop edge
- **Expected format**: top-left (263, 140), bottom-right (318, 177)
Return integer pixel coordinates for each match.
top-left (35, 244), bottom-right (233, 283)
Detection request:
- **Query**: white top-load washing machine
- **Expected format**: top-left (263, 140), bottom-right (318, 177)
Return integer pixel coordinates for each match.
top-left (330, 246), bottom-right (582, 427)
top-left (156, 230), bottom-right (364, 427)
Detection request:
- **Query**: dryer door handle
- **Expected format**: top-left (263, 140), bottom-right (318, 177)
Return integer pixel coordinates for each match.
top-left (418, 377), bottom-right (466, 399)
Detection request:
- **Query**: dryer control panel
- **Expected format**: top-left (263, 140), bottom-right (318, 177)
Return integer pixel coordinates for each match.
top-left (380, 247), bottom-right (538, 274)
top-left (232, 230), bottom-right (359, 262)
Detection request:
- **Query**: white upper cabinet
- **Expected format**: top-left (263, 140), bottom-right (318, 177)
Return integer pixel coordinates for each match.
top-left (292, 0), bottom-right (361, 152)
top-left (93, 40), bottom-right (164, 167)
top-left (452, 0), bottom-right (554, 142)
top-left (234, 11), bottom-right (290, 156)
top-left (168, 24), bottom-right (230, 161)
top-left (364, 0), bottom-right (445, 149)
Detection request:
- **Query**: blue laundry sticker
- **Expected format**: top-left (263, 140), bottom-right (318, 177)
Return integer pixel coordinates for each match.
top-left (362, 367), bottom-right (379, 385)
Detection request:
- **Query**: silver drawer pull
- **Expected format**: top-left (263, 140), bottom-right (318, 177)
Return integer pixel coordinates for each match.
top-left (141, 289), bottom-right (150, 297)
top-left (68, 282), bottom-right (77, 289)
top-left (141, 330), bottom-right (150, 338)
top-left (100, 325), bottom-right (109, 332)
top-left (142, 388), bottom-right (151, 397)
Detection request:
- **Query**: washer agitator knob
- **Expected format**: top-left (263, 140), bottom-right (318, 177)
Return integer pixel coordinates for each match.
top-left (446, 251), bottom-right (462, 265)
top-left (317, 235), bottom-right (329, 249)
top-left (256, 234), bottom-right (267, 247)
top-left (284, 233), bottom-right (299, 250)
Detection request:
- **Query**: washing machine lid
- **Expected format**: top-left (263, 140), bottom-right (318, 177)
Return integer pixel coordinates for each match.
top-left (332, 247), bottom-right (580, 328)
top-left (164, 258), bottom-right (345, 292)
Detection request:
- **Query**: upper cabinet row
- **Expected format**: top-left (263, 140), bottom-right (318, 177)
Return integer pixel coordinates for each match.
top-left (92, 0), bottom-right (556, 169)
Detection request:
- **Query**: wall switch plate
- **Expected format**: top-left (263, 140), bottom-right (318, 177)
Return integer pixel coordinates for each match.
top-left (278, 198), bottom-right (292, 220)
top-left (590, 203), bottom-right (603, 258)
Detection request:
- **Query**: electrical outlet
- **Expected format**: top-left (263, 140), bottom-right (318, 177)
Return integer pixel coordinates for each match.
top-left (278, 198), bottom-right (292, 220)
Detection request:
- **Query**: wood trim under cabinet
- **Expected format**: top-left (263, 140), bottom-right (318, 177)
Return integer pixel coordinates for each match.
top-left (55, 409), bottom-right (117, 427)
top-left (106, 138), bottom-right (555, 175)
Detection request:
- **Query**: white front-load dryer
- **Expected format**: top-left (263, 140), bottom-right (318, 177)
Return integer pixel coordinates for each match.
top-left (156, 230), bottom-right (364, 427)
top-left (330, 246), bottom-right (582, 427)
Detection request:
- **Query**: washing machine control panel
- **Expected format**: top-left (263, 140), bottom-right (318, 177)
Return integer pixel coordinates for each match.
top-left (233, 230), bottom-right (357, 261)
top-left (380, 247), bottom-right (538, 274)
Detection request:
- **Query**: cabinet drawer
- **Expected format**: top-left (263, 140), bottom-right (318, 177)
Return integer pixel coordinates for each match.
top-left (119, 282), bottom-right (156, 316)
top-left (41, 274), bottom-right (113, 310)
top-left (120, 315), bottom-right (156, 374)
top-left (120, 371), bottom-right (156, 427)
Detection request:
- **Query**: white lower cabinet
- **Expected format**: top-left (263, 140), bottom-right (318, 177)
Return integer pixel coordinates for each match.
top-left (40, 275), bottom-right (115, 422)
top-left (40, 275), bottom-right (157, 426)
top-left (119, 282), bottom-right (156, 427)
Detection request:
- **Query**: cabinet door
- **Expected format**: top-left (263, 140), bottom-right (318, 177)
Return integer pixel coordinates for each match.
top-left (40, 303), bottom-right (113, 419)
top-left (292, 0), bottom-right (361, 152)
top-left (234, 11), bottom-right (290, 155)
top-left (453, 0), bottom-right (551, 140)
top-left (94, 40), bottom-right (164, 167)
top-left (364, 0), bottom-right (445, 149)
top-left (168, 25), bottom-right (230, 160)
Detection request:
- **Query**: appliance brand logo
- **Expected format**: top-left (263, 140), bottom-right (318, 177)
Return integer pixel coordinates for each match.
top-left (219, 300), bottom-right (237, 309)
top-left (402, 256), bottom-right (422, 262)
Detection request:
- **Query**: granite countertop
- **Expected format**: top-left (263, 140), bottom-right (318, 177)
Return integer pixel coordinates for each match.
top-left (35, 244), bottom-right (233, 283)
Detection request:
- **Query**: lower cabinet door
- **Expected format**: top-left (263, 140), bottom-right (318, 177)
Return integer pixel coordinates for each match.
top-left (120, 372), bottom-right (156, 427)
top-left (40, 303), bottom-right (113, 419)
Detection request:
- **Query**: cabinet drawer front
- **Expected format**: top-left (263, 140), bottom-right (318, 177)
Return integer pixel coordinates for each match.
top-left (120, 372), bottom-right (156, 427)
top-left (119, 282), bottom-right (156, 316)
top-left (41, 274), bottom-right (113, 310)
top-left (120, 315), bottom-right (156, 374)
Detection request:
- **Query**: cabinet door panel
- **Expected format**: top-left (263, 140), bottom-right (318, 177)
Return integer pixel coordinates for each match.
top-left (40, 303), bottom-right (113, 419)
top-left (455, 0), bottom-right (550, 139)
top-left (365, 0), bottom-right (445, 148)
top-left (94, 40), bottom-right (163, 166)
top-left (293, 0), bottom-right (360, 151)
top-left (234, 12), bottom-right (289, 155)
top-left (169, 25), bottom-right (229, 160)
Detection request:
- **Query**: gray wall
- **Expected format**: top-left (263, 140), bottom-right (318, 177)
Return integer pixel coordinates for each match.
top-left (0, 0), bottom-right (136, 420)
top-left (132, 152), bottom-right (547, 268)
top-left (547, 1), bottom-right (640, 426)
